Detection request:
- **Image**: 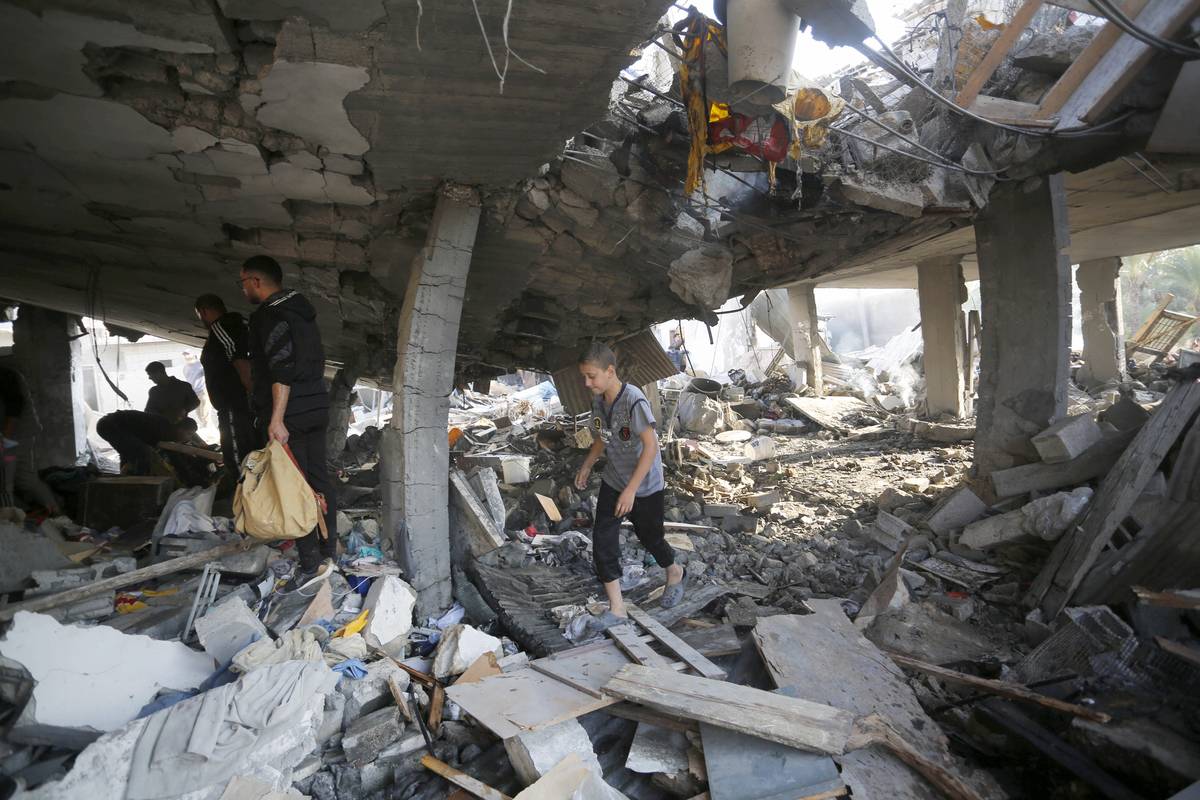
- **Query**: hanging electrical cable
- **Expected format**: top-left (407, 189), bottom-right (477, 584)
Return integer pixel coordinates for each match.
top-left (1084, 0), bottom-right (1200, 59)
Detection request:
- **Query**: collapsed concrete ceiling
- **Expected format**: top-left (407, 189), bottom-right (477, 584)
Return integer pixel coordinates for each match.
top-left (2, 0), bottom-right (1198, 383)
top-left (0, 0), bottom-right (675, 377)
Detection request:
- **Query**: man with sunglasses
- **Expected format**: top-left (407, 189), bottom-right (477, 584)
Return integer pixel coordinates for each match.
top-left (240, 256), bottom-right (338, 589)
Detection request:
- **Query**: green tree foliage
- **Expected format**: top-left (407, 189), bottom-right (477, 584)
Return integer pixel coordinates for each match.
top-left (1121, 245), bottom-right (1200, 331)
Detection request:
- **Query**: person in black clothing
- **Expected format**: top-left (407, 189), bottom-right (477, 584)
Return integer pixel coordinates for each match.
top-left (240, 255), bottom-right (337, 586)
top-left (194, 294), bottom-right (261, 479)
top-left (144, 361), bottom-right (199, 423)
top-left (96, 410), bottom-right (198, 476)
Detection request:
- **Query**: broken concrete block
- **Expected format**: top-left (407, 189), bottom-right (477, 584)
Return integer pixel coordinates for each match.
top-left (0, 523), bottom-right (72, 593)
top-left (933, 593), bottom-right (975, 621)
top-left (319, 689), bottom-right (346, 744)
top-left (912, 420), bottom-right (976, 443)
top-left (0, 611), bottom-right (216, 748)
top-left (625, 723), bottom-right (690, 775)
top-left (194, 595), bottom-right (269, 665)
top-left (869, 511), bottom-right (913, 551)
top-left (343, 706), bottom-right (403, 766)
top-left (676, 392), bottom-right (725, 436)
top-left (876, 487), bottom-right (919, 512)
top-left (959, 487), bottom-right (1092, 550)
top-left (901, 477), bottom-right (930, 493)
top-left (360, 576), bottom-right (417, 655)
top-left (925, 486), bottom-right (988, 535)
top-left (432, 624), bottom-right (503, 679)
top-left (341, 657), bottom-right (409, 721)
top-left (1032, 413), bottom-right (1103, 464)
top-left (504, 717), bottom-right (601, 786)
top-left (704, 503), bottom-right (741, 518)
top-left (836, 175), bottom-right (925, 218)
top-left (513, 752), bottom-right (629, 800)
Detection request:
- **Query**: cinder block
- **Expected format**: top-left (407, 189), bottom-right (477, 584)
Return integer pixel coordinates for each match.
top-left (1032, 414), bottom-right (1103, 464)
top-left (343, 707), bottom-right (402, 766)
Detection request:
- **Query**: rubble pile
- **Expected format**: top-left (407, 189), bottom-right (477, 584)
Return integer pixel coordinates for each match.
top-left (2, 363), bottom-right (1199, 800)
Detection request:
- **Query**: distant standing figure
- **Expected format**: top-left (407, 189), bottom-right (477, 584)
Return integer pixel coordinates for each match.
top-left (144, 361), bottom-right (199, 423)
top-left (240, 255), bottom-right (337, 589)
top-left (667, 331), bottom-right (687, 372)
top-left (194, 294), bottom-right (260, 478)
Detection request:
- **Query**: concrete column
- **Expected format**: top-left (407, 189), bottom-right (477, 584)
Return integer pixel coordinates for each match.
top-left (786, 283), bottom-right (823, 396)
top-left (381, 185), bottom-right (480, 616)
top-left (917, 255), bottom-right (968, 419)
top-left (12, 306), bottom-right (85, 467)
top-left (1075, 257), bottom-right (1125, 387)
top-left (973, 174), bottom-right (1072, 476)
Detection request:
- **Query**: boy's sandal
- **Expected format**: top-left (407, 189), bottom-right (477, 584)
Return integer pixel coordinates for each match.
top-left (660, 574), bottom-right (687, 609)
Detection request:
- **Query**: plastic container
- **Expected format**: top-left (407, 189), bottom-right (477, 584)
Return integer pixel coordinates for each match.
top-left (501, 456), bottom-right (531, 484)
top-left (687, 377), bottom-right (723, 398)
top-left (726, 0), bottom-right (800, 107)
top-left (744, 435), bottom-right (777, 461)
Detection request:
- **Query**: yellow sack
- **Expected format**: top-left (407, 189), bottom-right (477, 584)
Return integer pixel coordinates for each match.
top-left (234, 440), bottom-right (323, 541)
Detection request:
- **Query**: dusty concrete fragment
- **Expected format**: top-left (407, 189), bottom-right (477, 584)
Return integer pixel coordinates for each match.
top-left (0, 523), bottom-right (72, 593)
top-left (360, 575), bottom-right (417, 655)
top-left (194, 596), bottom-right (270, 665)
top-left (668, 247), bottom-right (732, 309)
top-left (959, 488), bottom-right (1092, 549)
top-left (0, 611), bottom-right (215, 747)
top-left (257, 60), bottom-right (370, 155)
top-left (869, 511), bottom-right (913, 551)
top-left (432, 624), bottom-right (502, 679)
top-left (1011, 26), bottom-right (1094, 74)
top-left (1032, 413), bottom-right (1103, 464)
top-left (677, 392), bottom-right (725, 435)
top-left (512, 752), bottom-right (627, 799)
top-left (343, 706), bottom-right (403, 766)
top-left (341, 658), bottom-right (409, 721)
top-left (925, 487), bottom-right (988, 535)
top-left (625, 723), bottom-right (690, 775)
top-left (865, 601), bottom-right (1001, 663)
top-left (504, 718), bottom-right (600, 786)
top-left (836, 176), bottom-right (924, 217)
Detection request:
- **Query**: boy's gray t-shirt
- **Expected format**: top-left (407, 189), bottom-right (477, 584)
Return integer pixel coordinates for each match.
top-left (592, 383), bottom-right (665, 497)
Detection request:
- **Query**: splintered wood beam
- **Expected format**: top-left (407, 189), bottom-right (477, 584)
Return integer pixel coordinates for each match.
top-left (420, 755), bottom-right (511, 800)
top-left (955, 0), bottom-right (1046, 107)
top-left (887, 652), bottom-right (1111, 723)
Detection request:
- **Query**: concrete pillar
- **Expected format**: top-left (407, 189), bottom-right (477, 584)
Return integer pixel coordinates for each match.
top-left (1075, 257), bottom-right (1125, 387)
top-left (381, 185), bottom-right (480, 616)
top-left (12, 306), bottom-right (85, 467)
top-left (917, 256), bottom-right (967, 419)
top-left (786, 283), bottom-right (823, 396)
top-left (973, 174), bottom-right (1072, 476)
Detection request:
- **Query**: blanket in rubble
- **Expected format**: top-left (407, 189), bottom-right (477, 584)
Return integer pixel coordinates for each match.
top-left (125, 660), bottom-right (337, 799)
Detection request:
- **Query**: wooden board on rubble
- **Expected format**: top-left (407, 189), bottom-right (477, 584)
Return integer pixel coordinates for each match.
top-left (603, 664), bottom-right (856, 757)
top-left (784, 396), bottom-right (876, 436)
top-left (445, 666), bottom-right (615, 740)
top-left (528, 640), bottom-right (634, 698)
top-left (752, 600), bottom-right (999, 799)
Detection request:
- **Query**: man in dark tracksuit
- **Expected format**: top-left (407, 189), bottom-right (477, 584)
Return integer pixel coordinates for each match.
top-left (194, 294), bottom-right (260, 480)
top-left (240, 255), bottom-right (337, 587)
top-left (144, 361), bottom-right (199, 422)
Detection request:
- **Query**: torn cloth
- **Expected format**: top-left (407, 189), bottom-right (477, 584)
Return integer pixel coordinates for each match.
top-left (126, 660), bottom-right (336, 800)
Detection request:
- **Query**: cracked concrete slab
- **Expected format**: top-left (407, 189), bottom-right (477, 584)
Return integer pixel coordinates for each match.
top-left (0, 4), bottom-right (214, 96)
top-left (257, 61), bottom-right (371, 156)
top-left (216, 0), bottom-right (388, 33)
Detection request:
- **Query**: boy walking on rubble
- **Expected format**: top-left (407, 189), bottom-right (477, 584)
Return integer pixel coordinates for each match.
top-left (575, 342), bottom-right (685, 629)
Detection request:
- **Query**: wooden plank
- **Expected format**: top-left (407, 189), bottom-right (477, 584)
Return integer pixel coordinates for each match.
top-left (1055, 0), bottom-right (1200, 127)
top-left (847, 716), bottom-right (986, 800)
top-left (1133, 586), bottom-right (1200, 609)
top-left (1036, 0), bottom-right (1151, 116)
top-left (608, 624), bottom-right (673, 669)
top-left (647, 581), bottom-right (730, 629)
top-left (0, 540), bottom-right (250, 621)
top-left (967, 95), bottom-right (1057, 126)
top-left (887, 653), bottom-right (1111, 722)
top-left (603, 664), bottom-right (857, 757)
top-left (956, 0), bottom-right (1046, 107)
top-left (534, 493), bottom-right (562, 523)
top-left (528, 640), bottom-right (633, 698)
top-left (783, 396), bottom-right (876, 435)
top-left (1027, 380), bottom-right (1200, 616)
top-left (428, 683), bottom-right (446, 733)
top-left (420, 755), bottom-right (512, 800)
top-left (605, 701), bottom-right (699, 734)
top-left (156, 440), bottom-right (224, 462)
top-left (627, 605), bottom-right (727, 679)
top-left (445, 667), bottom-right (615, 739)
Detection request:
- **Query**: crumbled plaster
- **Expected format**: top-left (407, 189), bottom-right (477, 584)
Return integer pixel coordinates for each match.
top-left (256, 61), bottom-right (371, 156)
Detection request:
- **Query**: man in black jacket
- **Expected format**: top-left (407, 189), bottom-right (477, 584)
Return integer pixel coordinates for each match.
top-left (144, 361), bottom-right (199, 423)
top-left (240, 255), bottom-right (337, 586)
top-left (194, 293), bottom-right (260, 480)
top-left (96, 410), bottom-right (200, 477)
